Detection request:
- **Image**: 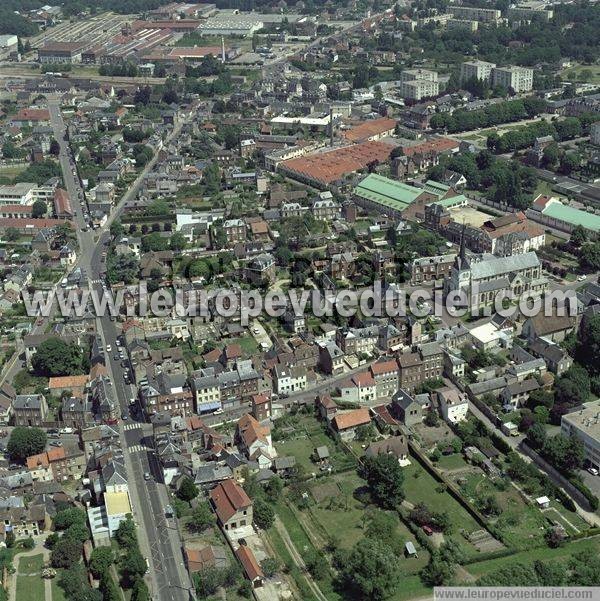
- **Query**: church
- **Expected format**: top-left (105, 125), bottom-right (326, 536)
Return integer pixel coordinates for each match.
top-left (444, 230), bottom-right (548, 310)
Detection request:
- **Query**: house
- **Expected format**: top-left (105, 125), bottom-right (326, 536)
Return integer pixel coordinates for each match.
top-left (251, 393), bottom-right (272, 421)
top-left (392, 389), bottom-right (422, 427)
top-left (235, 543), bottom-right (264, 588)
top-left (236, 413), bottom-right (277, 468)
top-left (318, 341), bottom-right (345, 375)
top-left (184, 545), bottom-right (228, 574)
top-left (316, 394), bottom-right (338, 420)
top-left (11, 394), bottom-right (48, 426)
top-left (273, 364), bottom-right (307, 395)
top-left (370, 360), bottom-right (399, 399)
top-left (522, 312), bottom-right (577, 343)
top-left (338, 372), bottom-right (377, 404)
top-left (48, 374), bottom-right (89, 397)
top-left (365, 435), bottom-right (409, 463)
top-left (528, 337), bottom-right (572, 375)
top-left (436, 387), bottom-right (469, 424)
top-left (273, 456), bottom-right (297, 477)
top-left (209, 479), bottom-right (253, 532)
top-left (329, 408), bottom-right (371, 441)
top-left (500, 378), bottom-right (540, 409)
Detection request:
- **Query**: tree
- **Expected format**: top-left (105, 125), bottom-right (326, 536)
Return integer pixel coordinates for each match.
top-left (32, 199), bottom-right (47, 218)
top-left (580, 242), bottom-right (600, 271)
top-left (169, 232), bottom-right (186, 251)
top-left (188, 501), bottom-right (214, 533)
top-left (7, 427), bottom-right (46, 461)
top-left (115, 515), bottom-right (137, 550)
top-left (107, 252), bottom-right (139, 285)
top-left (542, 434), bottom-right (584, 474)
top-left (340, 539), bottom-right (399, 600)
top-left (253, 498), bottom-right (275, 530)
top-left (58, 564), bottom-right (101, 601)
top-left (50, 139), bottom-right (60, 156)
top-left (5, 531), bottom-right (15, 548)
top-left (31, 337), bottom-right (85, 377)
top-left (177, 477), bottom-right (198, 502)
top-left (90, 547), bottom-right (114, 578)
top-left (121, 548), bottom-right (147, 586)
top-left (359, 454), bottom-right (404, 509)
top-left (131, 578), bottom-right (150, 601)
top-left (571, 225), bottom-right (587, 247)
top-left (110, 220), bottom-right (124, 239)
top-left (45, 532), bottom-right (60, 549)
top-left (5, 227), bottom-right (19, 242)
top-left (265, 476), bottom-right (283, 499)
top-left (99, 573), bottom-right (120, 601)
top-left (54, 508), bottom-right (87, 530)
top-left (51, 537), bottom-right (82, 568)
top-left (421, 552), bottom-right (456, 586)
top-left (260, 558), bottom-right (279, 578)
top-left (577, 314), bottom-right (600, 375)
top-left (527, 422), bottom-right (547, 449)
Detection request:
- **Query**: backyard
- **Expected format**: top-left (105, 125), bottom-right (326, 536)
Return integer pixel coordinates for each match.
top-left (15, 553), bottom-right (45, 601)
top-left (273, 411), bottom-right (357, 473)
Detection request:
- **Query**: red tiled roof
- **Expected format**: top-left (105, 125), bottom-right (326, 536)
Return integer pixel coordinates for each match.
top-left (370, 360), bottom-right (399, 376)
top-left (237, 413), bottom-right (270, 448)
top-left (53, 188), bottom-right (72, 217)
top-left (235, 544), bottom-right (264, 582)
top-left (0, 217), bottom-right (73, 230)
top-left (168, 46), bottom-right (223, 58)
top-left (210, 479), bottom-right (252, 524)
top-left (332, 407), bottom-right (371, 431)
top-left (344, 117), bottom-right (397, 142)
top-left (49, 374), bottom-right (89, 389)
top-left (16, 108), bottom-right (50, 122)
top-left (281, 141), bottom-right (394, 185)
top-left (402, 137), bottom-right (459, 158)
top-left (225, 343), bottom-right (242, 359)
top-left (352, 372), bottom-right (376, 387)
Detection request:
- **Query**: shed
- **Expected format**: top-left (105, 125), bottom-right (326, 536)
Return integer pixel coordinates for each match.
top-left (405, 541), bottom-right (418, 557)
top-left (536, 496), bottom-right (550, 509)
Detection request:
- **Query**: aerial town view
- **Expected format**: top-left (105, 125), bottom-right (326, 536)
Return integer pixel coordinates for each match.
top-left (0, 0), bottom-right (600, 599)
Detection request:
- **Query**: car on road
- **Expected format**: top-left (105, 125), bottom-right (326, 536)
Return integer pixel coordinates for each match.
top-left (114, 353), bottom-right (120, 361)
top-left (588, 467), bottom-right (599, 476)
top-left (121, 412), bottom-right (128, 420)
top-left (106, 345), bottom-right (112, 352)
top-left (578, 275), bottom-right (586, 282)
top-left (144, 472), bottom-right (151, 481)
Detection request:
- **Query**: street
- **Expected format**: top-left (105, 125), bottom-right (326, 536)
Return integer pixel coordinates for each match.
top-left (47, 99), bottom-right (192, 601)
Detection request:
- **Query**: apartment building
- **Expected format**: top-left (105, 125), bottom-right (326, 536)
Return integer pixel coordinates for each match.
top-left (561, 401), bottom-right (600, 470)
top-left (460, 60), bottom-right (496, 82)
top-left (492, 66), bottom-right (534, 93)
top-left (399, 78), bottom-right (439, 101)
top-left (449, 6), bottom-right (501, 22)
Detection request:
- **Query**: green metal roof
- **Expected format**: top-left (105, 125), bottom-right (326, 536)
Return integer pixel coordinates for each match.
top-left (543, 202), bottom-right (600, 232)
top-left (354, 174), bottom-right (422, 211)
top-left (423, 180), bottom-right (450, 197)
top-left (434, 194), bottom-right (469, 208)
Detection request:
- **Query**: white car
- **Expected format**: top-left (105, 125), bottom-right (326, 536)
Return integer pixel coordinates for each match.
top-left (577, 275), bottom-right (586, 282)
top-left (106, 345), bottom-right (112, 352)
top-left (588, 467), bottom-right (599, 476)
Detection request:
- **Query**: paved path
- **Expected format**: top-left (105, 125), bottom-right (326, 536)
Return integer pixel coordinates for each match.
top-left (9, 547), bottom-right (51, 601)
top-left (273, 516), bottom-right (328, 601)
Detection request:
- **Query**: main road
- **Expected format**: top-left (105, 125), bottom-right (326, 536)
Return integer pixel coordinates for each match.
top-left (47, 99), bottom-right (193, 601)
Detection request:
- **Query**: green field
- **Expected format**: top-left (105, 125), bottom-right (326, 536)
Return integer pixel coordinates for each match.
top-left (18, 554), bottom-right (44, 575)
top-left (465, 536), bottom-right (600, 577)
top-left (51, 576), bottom-right (67, 601)
top-left (16, 575), bottom-right (45, 601)
top-left (0, 164), bottom-right (28, 180)
top-left (274, 412), bottom-right (356, 473)
top-left (403, 462), bottom-right (481, 557)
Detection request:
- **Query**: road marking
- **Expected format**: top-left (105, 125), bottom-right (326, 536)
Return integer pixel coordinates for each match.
top-left (128, 444), bottom-right (146, 453)
top-left (123, 423), bottom-right (143, 431)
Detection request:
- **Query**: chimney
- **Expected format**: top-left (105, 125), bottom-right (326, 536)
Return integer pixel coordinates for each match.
top-left (329, 107), bottom-right (334, 147)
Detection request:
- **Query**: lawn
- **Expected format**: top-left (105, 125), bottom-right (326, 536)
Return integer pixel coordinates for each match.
top-left (307, 473), bottom-right (431, 574)
top-left (464, 536), bottom-right (600, 577)
top-left (273, 412), bottom-right (356, 473)
top-left (51, 575), bottom-right (67, 601)
top-left (227, 336), bottom-right (258, 357)
top-left (18, 553), bottom-right (44, 575)
top-left (402, 461), bottom-right (481, 558)
top-left (16, 575), bottom-right (45, 601)
top-left (436, 453), bottom-right (469, 471)
top-left (0, 164), bottom-right (28, 180)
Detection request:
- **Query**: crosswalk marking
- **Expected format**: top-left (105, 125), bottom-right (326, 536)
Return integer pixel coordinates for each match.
top-left (128, 444), bottom-right (146, 453)
top-left (123, 423), bottom-right (143, 431)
